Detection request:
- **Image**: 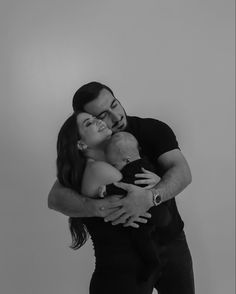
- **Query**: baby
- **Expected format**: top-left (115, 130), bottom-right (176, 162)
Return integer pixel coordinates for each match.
top-left (104, 132), bottom-right (172, 281)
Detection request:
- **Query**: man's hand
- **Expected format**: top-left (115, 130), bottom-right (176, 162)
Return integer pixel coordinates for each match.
top-left (104, 182), bottom-right (153, 228)
top-left (87, 195), bottom-right (124, 218)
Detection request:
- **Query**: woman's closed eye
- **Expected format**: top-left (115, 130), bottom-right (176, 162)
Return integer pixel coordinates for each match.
top-left (86, 121), bottom-right (92, 127)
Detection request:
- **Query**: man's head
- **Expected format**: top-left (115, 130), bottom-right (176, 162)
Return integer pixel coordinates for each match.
top-left (72, 82), bottom-right (127, 133)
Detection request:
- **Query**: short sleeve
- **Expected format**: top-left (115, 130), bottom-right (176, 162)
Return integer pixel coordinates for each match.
top-left (138, 118), bottom-right (180, 160)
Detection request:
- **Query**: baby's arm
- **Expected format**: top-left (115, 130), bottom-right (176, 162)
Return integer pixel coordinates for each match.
top-left (134, 167), bottom-right (161, 189)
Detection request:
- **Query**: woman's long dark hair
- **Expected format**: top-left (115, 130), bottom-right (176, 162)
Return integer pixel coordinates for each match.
top-left (56, 112), bottom-right (89, 250)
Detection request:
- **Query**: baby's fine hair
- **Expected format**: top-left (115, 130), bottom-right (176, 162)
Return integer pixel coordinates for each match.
top-left (106, 132), bottom-right (139, 156)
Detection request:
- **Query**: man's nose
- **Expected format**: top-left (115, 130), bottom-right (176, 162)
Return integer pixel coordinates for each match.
top-left (109, 110), bottom-right (120, 121)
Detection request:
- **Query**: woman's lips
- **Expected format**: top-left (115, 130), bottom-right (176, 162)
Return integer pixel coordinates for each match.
top-left (98, 124), bottom-right (108, 131)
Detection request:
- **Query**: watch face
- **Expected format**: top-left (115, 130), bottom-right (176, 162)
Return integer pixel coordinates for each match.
top-left (155, 195), bottom-right (161, 205)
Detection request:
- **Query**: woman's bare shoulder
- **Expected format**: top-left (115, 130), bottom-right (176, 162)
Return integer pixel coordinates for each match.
top-left (84, 160), bottom-right (122, 185)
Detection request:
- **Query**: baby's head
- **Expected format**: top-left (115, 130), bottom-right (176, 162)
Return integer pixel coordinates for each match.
top-left (105, 132), bottom-right (140, 170)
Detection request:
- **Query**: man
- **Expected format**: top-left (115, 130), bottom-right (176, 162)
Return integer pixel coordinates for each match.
top-left (48, 81), bottom-right (194, 293)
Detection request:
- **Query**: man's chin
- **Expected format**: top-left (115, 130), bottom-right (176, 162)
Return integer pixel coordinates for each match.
top-left (113, 124), bottom-right (126, 133)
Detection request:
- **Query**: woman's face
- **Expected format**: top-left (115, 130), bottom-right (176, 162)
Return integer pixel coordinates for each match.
top-left (76, 112), bottom-right (112, 148)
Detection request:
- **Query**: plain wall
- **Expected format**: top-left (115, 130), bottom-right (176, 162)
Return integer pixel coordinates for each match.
top-left (0, 1), bottom-right (234, 293)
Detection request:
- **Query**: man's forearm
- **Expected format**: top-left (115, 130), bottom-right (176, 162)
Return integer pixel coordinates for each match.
top-left (48, 180), bottom-right (91, 217)
top-left (153, 163), bottom-right (192, 203)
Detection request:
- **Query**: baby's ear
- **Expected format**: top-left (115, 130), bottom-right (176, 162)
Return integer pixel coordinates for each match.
top-left (125, 157), bottom-right (131, 164)
top-left (77, 140), bottom-right (88, 151)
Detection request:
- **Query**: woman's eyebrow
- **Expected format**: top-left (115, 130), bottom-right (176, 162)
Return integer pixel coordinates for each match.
top-left (83, 118), bottom-right (90, 125)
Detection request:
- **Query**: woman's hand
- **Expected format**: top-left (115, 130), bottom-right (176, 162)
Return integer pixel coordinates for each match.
top-left (134, 167), bottom-right (161, 189)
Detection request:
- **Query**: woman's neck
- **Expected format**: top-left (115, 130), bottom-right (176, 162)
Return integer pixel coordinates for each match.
top-left (85, 148), bottom-right (106, 161)
top-left (84, 140), bottom-right (109, 161)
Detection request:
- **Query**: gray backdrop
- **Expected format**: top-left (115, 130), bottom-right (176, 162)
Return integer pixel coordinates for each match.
top-left (0, 1), bottom-right (235, 293)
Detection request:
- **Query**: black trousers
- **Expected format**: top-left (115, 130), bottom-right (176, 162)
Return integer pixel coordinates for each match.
top-left (154, 231), bottom-right (195, 294)
top-left (89, 231), bottom-right (195, 294)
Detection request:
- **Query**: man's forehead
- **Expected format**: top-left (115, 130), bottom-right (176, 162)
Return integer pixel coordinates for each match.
top-left (84, 89), bottom-right (114, 115)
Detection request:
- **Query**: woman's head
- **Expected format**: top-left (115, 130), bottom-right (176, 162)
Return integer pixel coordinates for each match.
top-left (76, 112), bottom-right (112, 151)
top-left (57, 112), bottom-right (112, 190)
top-left (56, 112), bottom-right (85, 192)
top-left (57, 111), bottom-right (112, 251)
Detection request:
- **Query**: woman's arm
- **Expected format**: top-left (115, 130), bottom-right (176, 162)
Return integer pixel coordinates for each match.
top-left (48, 179), bottom-right (122, 218)
top-left (81, 161), bottom-right (122, 197)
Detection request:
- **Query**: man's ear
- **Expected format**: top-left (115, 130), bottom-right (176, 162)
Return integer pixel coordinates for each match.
top-left (77, 140), bottom-right (88, 151)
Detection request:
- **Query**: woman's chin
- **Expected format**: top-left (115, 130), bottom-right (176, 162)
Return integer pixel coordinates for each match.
top-left (102, 128), bottom-right (112, 136)
top-left (107, 129), bottom-right (112, 136)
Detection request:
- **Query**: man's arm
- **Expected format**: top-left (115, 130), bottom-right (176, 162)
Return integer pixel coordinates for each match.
top-left (104, 149), bottom-right (192, 225)
top-left (150, 149), bottom-right (192, 202)
top-left (48, 180), bottom-right (122, 218)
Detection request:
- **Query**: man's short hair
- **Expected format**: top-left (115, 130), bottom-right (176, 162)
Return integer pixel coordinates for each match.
top-left (72, 81), bottom-right (114, 112)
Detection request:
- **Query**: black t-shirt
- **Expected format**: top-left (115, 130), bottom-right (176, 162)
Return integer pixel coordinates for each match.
top-left (125, 116), bottom-right (184, 244)
top-left (106, 157), bottom-right (171, 227)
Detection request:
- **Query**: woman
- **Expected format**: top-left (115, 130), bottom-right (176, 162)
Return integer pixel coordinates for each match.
top-left (56, 111), bottom-right (161, 294)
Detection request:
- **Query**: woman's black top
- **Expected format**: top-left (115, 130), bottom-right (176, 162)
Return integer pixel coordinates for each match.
top-left (82, 116), bottom-right (184, 275)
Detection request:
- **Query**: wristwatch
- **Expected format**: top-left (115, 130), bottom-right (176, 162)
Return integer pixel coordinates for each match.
top-left (151, 189), bottom-right (162, 206)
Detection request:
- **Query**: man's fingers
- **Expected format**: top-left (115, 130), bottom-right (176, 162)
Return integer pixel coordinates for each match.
top-left (112, 213), bottom-right (130, 225)
top-left (100, 197), bottom-right (123, 208)
top-left (97, 197), bottom-right (123, 216)
top-left (127, 223), bottom-right (140, 228)
top-left (107, 195), bottom-right (124, 202)
top-left (99, 207), bottom-right (119, 218)
top-left (123, 216), bottom-right (137, 227)
top-left (123, 216), bottom-right (140, 228)
top-left (99, 202), bottom-right (122, 212)
top-left (141, 212), bottom-right (152, 218)
top-left (123, 214), bottom-right (150, 227)
top-left (104, 208), bottom-right (126, 222)
top-left (135, 217), bottom-right (148, 224)
top-left (125, 216), bottom-right (147, 224)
